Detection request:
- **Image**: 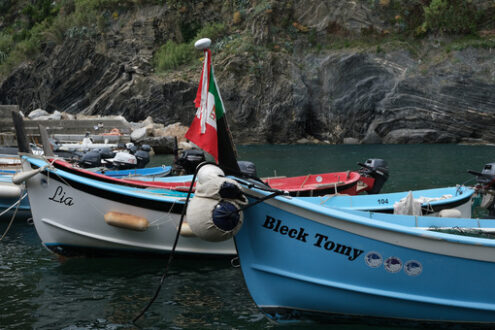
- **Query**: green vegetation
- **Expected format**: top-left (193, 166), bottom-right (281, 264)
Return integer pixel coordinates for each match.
top-left (422, 0), bottom-right (479, 34)
top-left (153, 41), bottom-right (194, 71)
top-left (153, 23), bottom-right (227, 72)
top-left (445, 35), bottom-right (495, 53)
top-left (0, 0), bottom-right (494, 78)
top-left (0, 0), bottom-right (165, 74)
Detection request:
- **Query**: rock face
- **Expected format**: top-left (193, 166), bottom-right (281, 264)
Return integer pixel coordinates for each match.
top-left (1, 0), bottom-right (495, 145)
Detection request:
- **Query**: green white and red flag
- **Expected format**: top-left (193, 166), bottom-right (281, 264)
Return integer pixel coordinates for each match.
top-left (185, 47), bottom-right (239, 173)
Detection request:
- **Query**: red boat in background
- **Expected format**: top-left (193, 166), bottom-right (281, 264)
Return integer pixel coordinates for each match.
top-left (47, 156), bottom-right (389, 197)
top-left (262, 159), bottom-right (388, 196)
top-left (263, 171), bottom-right (361, 196)
top-left (151, 152), bottom-right (389, 196)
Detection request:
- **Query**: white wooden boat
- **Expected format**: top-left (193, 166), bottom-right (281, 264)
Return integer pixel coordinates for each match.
top-left (19, 154), bottom-right (235, 257)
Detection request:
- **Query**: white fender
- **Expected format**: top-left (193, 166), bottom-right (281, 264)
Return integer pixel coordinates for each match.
top-left (0, 183), bottom-right (21, 198)
top-left (186, 165), bottom-right (247, 242)
top-left (12, 166), bottom-right (47, 185)
top-left (439, 208), bottom-right (462, 218)
top-left (197, 164), bottom-right (224, 185)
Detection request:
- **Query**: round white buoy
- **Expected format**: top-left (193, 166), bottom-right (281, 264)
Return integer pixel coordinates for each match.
top-left (194, 38), bottom-right (211, 50)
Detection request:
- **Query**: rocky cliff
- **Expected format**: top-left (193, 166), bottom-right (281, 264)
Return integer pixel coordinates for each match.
top-left (1, 0), bottom-right (495, 145)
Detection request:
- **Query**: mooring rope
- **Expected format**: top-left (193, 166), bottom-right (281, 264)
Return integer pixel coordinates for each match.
top-left (131, 161), bottom-right (282, 324)
top-left (0, 193), bottom-right (27, 242)
top-left (131, 162), bottom-right (208, 325)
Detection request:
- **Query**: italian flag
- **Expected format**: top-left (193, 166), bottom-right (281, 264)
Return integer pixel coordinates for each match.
top-left (185, 48), bottom-right (238, 173)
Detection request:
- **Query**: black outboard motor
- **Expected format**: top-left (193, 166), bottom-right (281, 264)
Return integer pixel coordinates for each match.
top-left (468, 163), bottom-right (495, 187)
top-left (135, 144), bottom-right (151, 169)
top-left (174, 149), bottom-right (206, 174)
top-left (358, 159), bottom-right (389, 194)
top-left (468, 163), bottom-right (495, 216)
top-left (78, 150), bottom-right (102, 168)
top-left (238, 161), bottom-right (257, 178)
top-left (99, 147), bottom-right (116, 160)
top-left (126, 143), bottom-right (138, 155)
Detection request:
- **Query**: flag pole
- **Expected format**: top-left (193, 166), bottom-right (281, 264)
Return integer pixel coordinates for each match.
top-left (193, 38), bottom-right (240, 175)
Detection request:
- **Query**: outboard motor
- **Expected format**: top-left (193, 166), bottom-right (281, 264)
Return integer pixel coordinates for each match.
top-left (358, 159), bottom-right (389, 194)
top-left (134, 144), bottom-right (151, 169)
top-left (79, 150), bottom-right (102, 168)
top-left (126, 142), bottom-right (137, 155)
top-left (174, 149), bottom-right (206, 174)
top-left (99, 147), bottom-right (116, 160)
top-left (238, 161), bottom-right (257, 178)
top-left (469, 163), bottom-right (495, 187)
top-left (108, 151), bottom-right (138, 170)
top-left (468, 163), bottom-right (495, 216)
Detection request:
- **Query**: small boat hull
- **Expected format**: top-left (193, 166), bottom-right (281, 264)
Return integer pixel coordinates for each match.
top-left (22, 155), bottom-right (236, 257)
top-left (128, 171), bottom-right (362, 196)
top-left (303, 186), bottom-right (474, 217)
top-left (234, 185), bottom-right (495, 325)
top-left (95, 165), bottom-right (172, 178)
top-left (263, 171), bottom-right (361, 196)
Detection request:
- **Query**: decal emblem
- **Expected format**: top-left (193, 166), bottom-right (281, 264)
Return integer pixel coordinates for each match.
top-left (384, 256), bottom-right (402, 273)
top-left (364, 251), bottom-right (383, 268)
top-left (404, 260), bottom-right (422, 276)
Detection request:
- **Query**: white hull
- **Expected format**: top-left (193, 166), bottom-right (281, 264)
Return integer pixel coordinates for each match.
top-left (23, 159), bottom-right (235, 256)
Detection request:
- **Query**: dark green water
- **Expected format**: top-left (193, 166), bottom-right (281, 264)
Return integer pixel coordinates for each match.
top-left (2, 144), bottom-right (495, 329)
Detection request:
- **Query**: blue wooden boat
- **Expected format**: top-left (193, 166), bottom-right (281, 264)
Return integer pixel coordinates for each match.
top-left (175, 39), bottom-right (495, 326)
top-left (133, 172), bottom-right (474, 217)
top-left (94, 165), bottom-right (172, 178)
top-left (229, 178), bottom-right (495, 326)
top-left (303, 186), bottom-right (474, 217)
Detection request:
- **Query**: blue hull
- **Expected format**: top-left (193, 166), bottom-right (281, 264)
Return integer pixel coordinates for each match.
top-left (139, 174), bottom-right (474, 215)
top-left (95, 165), bottom-right (172, 178)
top-left (303, 186), bottom-right (473, 214)
top-left (0, 196), bottom-right (31, 219)
top-left (235, 186), bottom-right (495, 325)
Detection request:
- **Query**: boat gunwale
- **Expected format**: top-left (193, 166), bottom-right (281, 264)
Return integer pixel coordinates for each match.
top-left (237, 180), bottom-right (495, 262)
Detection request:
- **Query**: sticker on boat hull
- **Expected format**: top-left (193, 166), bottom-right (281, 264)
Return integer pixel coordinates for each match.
top-left (364, 251), bottom-right (383, 268)
top-left (404, 260), bottom-right (422, 276)
top-left (384, 256), bottom-right (402, 273)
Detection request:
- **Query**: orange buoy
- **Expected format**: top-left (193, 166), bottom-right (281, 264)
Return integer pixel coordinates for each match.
top-left (102, 128), bottom-right (122, 136)
top-left (104, 211), bottom-right (149, 231)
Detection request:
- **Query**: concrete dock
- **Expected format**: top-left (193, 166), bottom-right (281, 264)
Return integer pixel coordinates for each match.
top-left (0, 105), bottom-right (132, 146)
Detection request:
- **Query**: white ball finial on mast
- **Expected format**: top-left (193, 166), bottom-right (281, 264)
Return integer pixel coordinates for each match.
top-left (195, 38), bottom-right (211, 50)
